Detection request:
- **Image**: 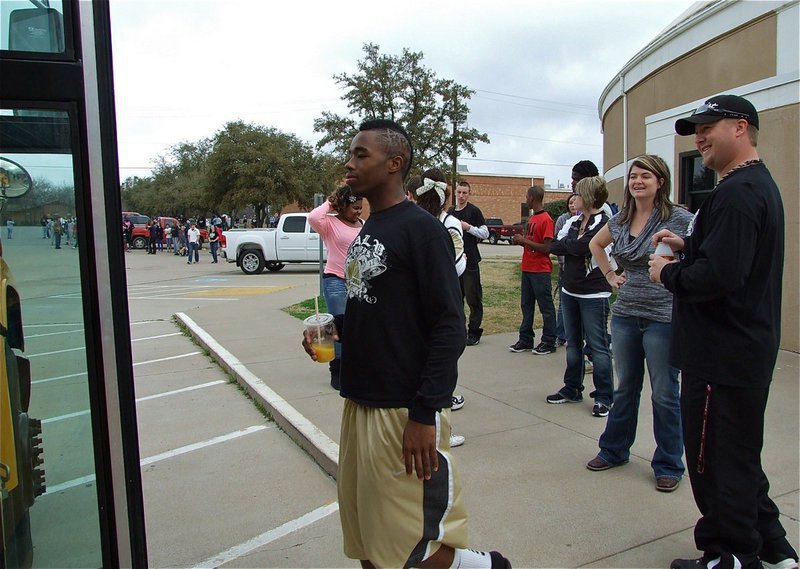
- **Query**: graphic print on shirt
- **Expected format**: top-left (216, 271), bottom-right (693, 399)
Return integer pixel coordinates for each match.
top-left (345, 233), bottom-right (387, 305)
top-left (447, 227), bottom-right (464, 263)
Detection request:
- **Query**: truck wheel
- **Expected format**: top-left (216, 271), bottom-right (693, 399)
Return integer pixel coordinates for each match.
top-left (489, 233), bottom-right (498, 245)
top-left (265, 261), bottom-right (285, 272)
top-left (239, 250), bottom-right (265, 275)
top-left (132, 236), bottom-right (147, 249)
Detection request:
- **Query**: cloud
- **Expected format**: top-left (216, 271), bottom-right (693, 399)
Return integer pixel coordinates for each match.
top-left (110, 0), bottom-right (696, 185)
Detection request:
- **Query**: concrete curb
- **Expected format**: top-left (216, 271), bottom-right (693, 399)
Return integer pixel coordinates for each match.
top-left (174, 312), bottom-right (339, 479)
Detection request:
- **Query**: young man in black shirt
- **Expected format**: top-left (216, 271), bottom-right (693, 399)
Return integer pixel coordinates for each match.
top-left (303, 119), bottom-right (511, 569)
top-left (448, 181), bottom-right (489, 346)
top-left (650, 94), bottom-right (797, 569)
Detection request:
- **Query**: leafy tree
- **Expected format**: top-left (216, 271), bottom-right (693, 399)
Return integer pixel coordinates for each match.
top-left (121, 139), bottom-right (213, 218)
top-left (543, 199), bottom-right (568, 220)
top-left (205, 121), bottom-right (332, 228)
top-left (313, 43), bottom-right (489, 178)
top-left (16, 176), bottom-right (74, 212)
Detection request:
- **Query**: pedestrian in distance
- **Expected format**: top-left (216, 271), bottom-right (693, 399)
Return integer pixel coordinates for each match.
top-left (509, 185), bottom-right (558, 355)
top-left (585, 154), bottom-right (693, 492)
top-left (186, 222), bottom-right (200, 263)
top-left (447, 180), bottom-right (489, 346)
top-left (6, 219), bottom-right (13, 239)
top-left (155, 221), bottom-right (164, 252)
top-left (53, 217), bottom-right (63, 249)
top-left (208, 224), bottom-right (221, 263)
top-left (307, 185), bottom-right (364, 390)
top-left (147, 221), bottom-right (158, 254)
top-left (302, 118), bottom-right (512, 569)
top-left (649, 94), bottom-right (798, 569)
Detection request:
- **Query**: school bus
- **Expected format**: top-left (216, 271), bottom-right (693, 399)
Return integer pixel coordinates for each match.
top-left (0, 162), bottom-right (45, 566)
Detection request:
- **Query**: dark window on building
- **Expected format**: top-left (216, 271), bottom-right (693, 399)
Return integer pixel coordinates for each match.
top-left (679, 151), bottom-right (716, 213)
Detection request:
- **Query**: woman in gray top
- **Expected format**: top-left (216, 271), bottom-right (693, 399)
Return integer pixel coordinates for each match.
top-left (586, 154), bottom-right (693, 492)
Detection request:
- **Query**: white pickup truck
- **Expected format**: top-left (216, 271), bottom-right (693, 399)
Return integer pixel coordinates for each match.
top-left (221, 213), bottom-right (327, 274)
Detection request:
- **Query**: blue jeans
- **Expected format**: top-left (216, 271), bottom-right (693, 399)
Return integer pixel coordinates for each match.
top-left (560, 293), bottom-right (613, 405)
top-left (597, 315), bottom-right (684, 479)
top-left (188, 242), bottom-right (199, 262)
top-left (518, 271), bottom-right (557, 346)
top-left (322, 275), bottom-right (347, 360)
top-left (555, 272), bottom-right (565, 342)
top-left (210, 241), bottom-right (219, 262)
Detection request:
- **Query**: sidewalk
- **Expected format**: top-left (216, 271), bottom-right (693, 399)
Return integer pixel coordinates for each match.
top-left (180, 279), bottom-right (799, 568)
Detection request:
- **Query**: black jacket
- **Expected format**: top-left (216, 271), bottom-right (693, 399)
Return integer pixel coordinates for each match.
top-left (661, 162), bottom-right (784, 386)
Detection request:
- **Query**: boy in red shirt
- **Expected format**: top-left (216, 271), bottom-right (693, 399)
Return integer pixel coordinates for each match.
top-left (510, 186), bottom-right (558, 354)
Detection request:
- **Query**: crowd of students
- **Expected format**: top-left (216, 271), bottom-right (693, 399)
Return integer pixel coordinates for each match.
top-left (300, 95), bottom-right (796, 569)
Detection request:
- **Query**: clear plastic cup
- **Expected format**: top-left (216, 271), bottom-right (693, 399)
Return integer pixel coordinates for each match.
top-left (655, 241), bottom-right (675, 260)
top-left (303, 313), bottom-right (335, 363)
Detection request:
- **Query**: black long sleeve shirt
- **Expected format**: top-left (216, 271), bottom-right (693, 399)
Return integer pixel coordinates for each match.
top-left (339, 200), bottom-right (466, 425)
top-left (661, 162), bottom-right (784, 386)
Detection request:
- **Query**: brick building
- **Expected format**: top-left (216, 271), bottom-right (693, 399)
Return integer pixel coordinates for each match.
top-left (459, 172), bottom-right (571, 224)
top-left (283, 172), bottom-right (572, 224)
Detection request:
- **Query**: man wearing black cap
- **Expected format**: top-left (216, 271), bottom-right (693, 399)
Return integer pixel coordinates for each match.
top-left (649, 94), bottom-right (798, 569)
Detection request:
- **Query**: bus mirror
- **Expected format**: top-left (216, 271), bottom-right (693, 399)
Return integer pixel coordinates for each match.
top-left (8, 8), bottom-right (64, 53)
top-left (0, 157), bottom-right (33, 199)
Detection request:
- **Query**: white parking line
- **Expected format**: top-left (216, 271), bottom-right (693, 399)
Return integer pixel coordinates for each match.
top-left (42, 380), bottom-right (228, 424)
top-left (27, 346), bottom-right (85, 358)
top-left (193, 502), bottom-right (340, 569)
top-left (131, 332), bottom-right (181, 342)
top-left (27, 329), bottom-right (84, 339)
top-left (43, 424), bottom-right (270, 496)
top-left (133, 352), bottom-right (201, 366)
top-left (25, 323), bottom-right (83, 328)
top-left (140, 425), bottom-right (269, 466)
top-left (136, 380), bottom-right (226, 402)
top-left (32, 372), bottom-right (87, 385)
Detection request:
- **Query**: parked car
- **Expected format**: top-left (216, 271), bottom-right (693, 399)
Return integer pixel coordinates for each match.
top-left (485, 217), bottom-right (524, 244)
top-left (124, 215), bottom-right (212, 249)
top-left (221, 213), bottom-right (325, 275)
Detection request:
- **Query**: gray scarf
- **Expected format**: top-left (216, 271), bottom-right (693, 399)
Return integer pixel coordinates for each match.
top-left (612, 208), bottom-right (663, 262)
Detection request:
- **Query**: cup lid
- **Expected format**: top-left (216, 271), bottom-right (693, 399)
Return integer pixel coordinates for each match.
top-left (303, 313), bottom-right (334, 327)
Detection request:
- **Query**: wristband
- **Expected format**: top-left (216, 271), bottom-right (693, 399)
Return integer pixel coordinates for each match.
top-left (604, 269), bottom-right (615, 277)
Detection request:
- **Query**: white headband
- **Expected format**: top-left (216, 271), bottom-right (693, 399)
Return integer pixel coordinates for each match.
top-left (416, 178), bottom-right (447, 206)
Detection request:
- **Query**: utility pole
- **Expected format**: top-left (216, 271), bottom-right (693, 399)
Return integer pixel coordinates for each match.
top-left (450, 118), bottom-right (458, 208)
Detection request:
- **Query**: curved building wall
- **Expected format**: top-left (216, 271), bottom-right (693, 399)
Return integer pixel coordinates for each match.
top-left (598, 0), bottom-right (799, 352)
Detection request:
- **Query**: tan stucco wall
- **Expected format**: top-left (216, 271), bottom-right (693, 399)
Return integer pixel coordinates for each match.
top-left (626, 15), bottom-right (777, 157)
top-left (603, 101), bottom-right (624, 169)
top-left (600, 11), bottom-right (798, 352)
top-left (603, 13), bottom-right (778, 163)
top-left (759, 104), bottom-right (800, 352)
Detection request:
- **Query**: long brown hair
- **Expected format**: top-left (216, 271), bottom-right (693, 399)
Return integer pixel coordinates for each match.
top-left (618, 154), bottom-right (674, 225)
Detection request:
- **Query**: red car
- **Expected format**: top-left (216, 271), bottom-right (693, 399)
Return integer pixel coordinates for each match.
top-left (123, 214), bottom-right (219, 249)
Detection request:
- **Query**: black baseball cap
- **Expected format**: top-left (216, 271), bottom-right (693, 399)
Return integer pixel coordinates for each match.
top-left (675, 94), bottom-right (759, 136)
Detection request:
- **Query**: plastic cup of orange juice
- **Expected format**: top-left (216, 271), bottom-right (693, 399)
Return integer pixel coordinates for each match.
top-left (303, 313), bottom-right (336, 363)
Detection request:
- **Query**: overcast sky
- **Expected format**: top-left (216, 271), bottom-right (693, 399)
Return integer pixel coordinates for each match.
top-left (109, 0), bottom-right (698, 189)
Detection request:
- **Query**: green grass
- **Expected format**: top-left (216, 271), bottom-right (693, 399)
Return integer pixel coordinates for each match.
top-left (282, 296), bottom-right (329, 320)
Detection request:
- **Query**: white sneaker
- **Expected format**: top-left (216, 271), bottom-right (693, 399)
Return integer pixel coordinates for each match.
top-left (449, 434), bottom-right (465, 448)
top-left (451, 394), bottom-right (465, 410)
